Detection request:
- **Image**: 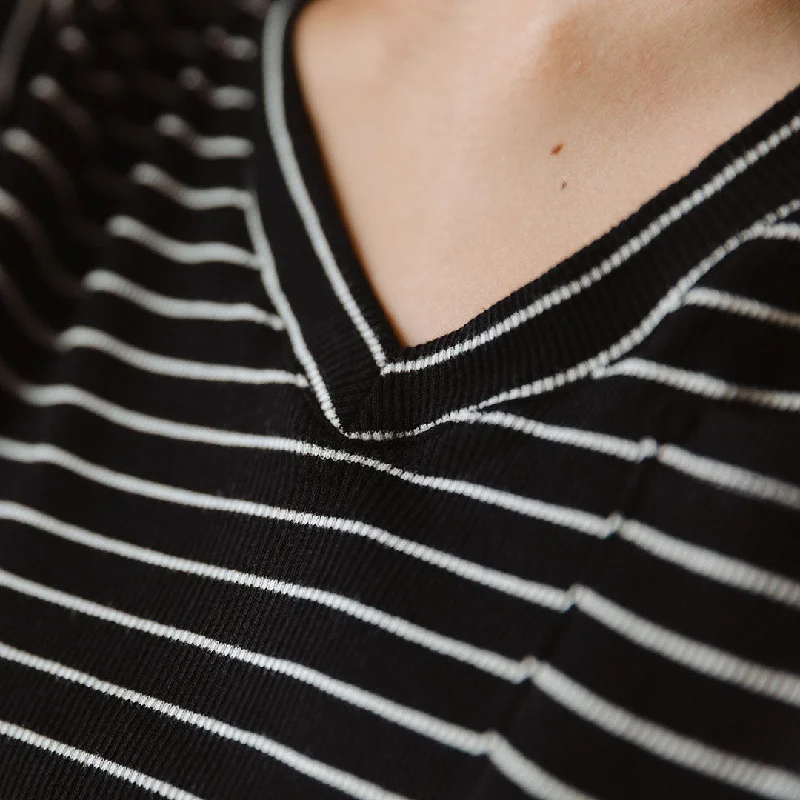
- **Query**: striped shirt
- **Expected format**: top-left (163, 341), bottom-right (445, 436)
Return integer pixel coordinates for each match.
top-left (0, 1), bottom-right (799, 798)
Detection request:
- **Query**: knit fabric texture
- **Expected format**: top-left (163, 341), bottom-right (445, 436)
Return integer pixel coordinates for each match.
top-left (0, 1), bottom-right (799, 798)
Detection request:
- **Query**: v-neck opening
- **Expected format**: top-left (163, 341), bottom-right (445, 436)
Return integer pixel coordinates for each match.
top-left (250, 0), bottom-right (800, 438)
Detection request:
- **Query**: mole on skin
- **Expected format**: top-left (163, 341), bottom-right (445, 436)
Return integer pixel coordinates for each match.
top-left (552, 144), bottom-right (566, 189)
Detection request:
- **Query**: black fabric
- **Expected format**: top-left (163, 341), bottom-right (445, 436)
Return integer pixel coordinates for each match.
top-left (0, 1), bottom-right (798, 798)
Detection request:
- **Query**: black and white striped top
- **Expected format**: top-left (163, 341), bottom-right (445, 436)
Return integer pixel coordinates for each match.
top-left (0, 1), bottom-right (799, 798)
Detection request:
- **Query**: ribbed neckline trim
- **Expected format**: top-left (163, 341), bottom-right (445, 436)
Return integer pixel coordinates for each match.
top-left (249, 0), bottom-right (800, 439)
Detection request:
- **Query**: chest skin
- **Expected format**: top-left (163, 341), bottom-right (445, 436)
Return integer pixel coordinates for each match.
top-left (293, 0), bottom-right (800, 347)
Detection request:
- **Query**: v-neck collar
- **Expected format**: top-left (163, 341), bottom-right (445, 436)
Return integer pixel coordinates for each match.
top-left (247, 0), bottom-right (800, 440)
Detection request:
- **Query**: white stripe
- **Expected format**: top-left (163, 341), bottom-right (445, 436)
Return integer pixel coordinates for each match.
top-left (109, 215), bottom-right (259, 269)
top-left (381, 126), bottom-right (800, 376)
top-left (344, 201), bottom-right (800, 441)
top-left (573, 587), bottom-right (800, 708)
top-left (755, 221), bottom-right (800, 242)
top-left (472, 411), bottom-right (800, 517)
top-left (56, 326), bottom-right (307, 385)
top-left (244, 187), bottom-right (344, 428)
top-left (0, 644), bottom-right (410, 800)
top-left (0, 435), bottom-right (569, 608)
top-left (156, 114), bottom-right (253, 159)
top-left (0, 569), bottom-right (597, 800)
top-left (30, 75), bottom-right (100, 150)
top-left (0, 263), bottom-right (57, 347)
top-left (618, 518), bottom-right (800, 611)
top-left (57, 25), bottom-right (90, 58)
top-left (472, 410), bottom-right (647, 462)
top-left (468, 412), bottom-right (800, 528)
top-left (2, 127), bottom-right (105, 245)
top-left (487, 739), bottom-right (599, 800)
top-left (0, 501), bottom-right (527, 681)
top-left (205, 25), bottom-right (257, 61)
top-left (534, 665), bottom-right (800, 800)
top-left (84, 269), bottom-right (284, 328)
top-left (0, 718), bottom-right (203, 800)
top-left (475, 410), bottom-right (800, 514)
top-left (658, 444), bottom-right (800, 514)
top-left (2, 126), bottom-right (95, 217)
top-left (684, 287), bottom-right (800, 332)
top-left (0, 266), bottom-right (297, 381)
top-left (0, 187), bottom-right (82, 297)
top-left (0, 0), bottom-right (47, 114)
top-left (132, 163), bottom-right (249, 210)
top-left (179, 67), bottom-right (255, 111)
top-left (0, 268), bottom-right (293, 378)
top-left (597, 358), bottom-right (800, 411)
top-left (263, 0), bottom-right (388, 368)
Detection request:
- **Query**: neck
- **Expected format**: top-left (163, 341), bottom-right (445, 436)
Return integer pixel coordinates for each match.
top-left (321, 0), bottom-right (800, 151)
top-left (350, 0), bottom-right (800, 72)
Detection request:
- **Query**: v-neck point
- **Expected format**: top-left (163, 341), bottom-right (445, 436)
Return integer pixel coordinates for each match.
top-left (248, 0), bottom-right (800, 437)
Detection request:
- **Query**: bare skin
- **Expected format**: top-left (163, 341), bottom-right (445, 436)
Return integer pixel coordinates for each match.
top-left (295, 1), bottom-right (800, 346)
